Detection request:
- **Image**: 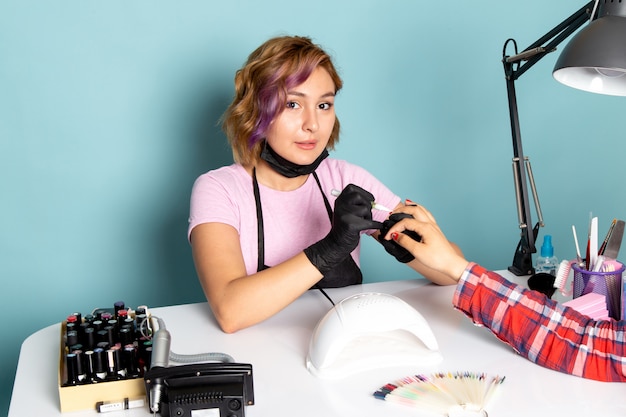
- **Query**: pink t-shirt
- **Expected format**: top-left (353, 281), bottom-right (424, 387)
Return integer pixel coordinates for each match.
top-left (188, 158), bottom-right (401, 275)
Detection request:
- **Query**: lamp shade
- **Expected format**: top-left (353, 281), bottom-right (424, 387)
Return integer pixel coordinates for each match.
top-left (553, 3), bottom-right (626, 96)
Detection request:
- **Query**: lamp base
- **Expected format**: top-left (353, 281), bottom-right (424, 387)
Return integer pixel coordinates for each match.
top-left (509, 237), bottom-right (537, 276)
top-left (508, 264), bottom-right (535, 277)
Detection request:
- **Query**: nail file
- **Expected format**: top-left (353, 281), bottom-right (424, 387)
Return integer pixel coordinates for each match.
top-left (589, 217), bottom-right (598, 271)
top-left (598, 219), bottom-right (617, 255)
top-left (602, 220), bottom-right (625, 260)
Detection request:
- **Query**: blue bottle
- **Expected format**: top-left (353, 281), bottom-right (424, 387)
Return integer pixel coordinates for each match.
top-left (535, 235), bottom-right (559, 276)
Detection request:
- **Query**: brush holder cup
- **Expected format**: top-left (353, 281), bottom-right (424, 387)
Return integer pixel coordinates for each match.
top-left (572, 260), bottom-right (624, 320)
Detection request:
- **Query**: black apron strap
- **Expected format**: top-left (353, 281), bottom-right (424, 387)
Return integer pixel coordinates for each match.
top-left (252, 168), bottom-right (267, 272)
top-left (312, 172), bottom-right (332, 222)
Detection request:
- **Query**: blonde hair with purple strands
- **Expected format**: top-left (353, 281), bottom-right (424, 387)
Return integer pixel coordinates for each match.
top-left (221, 35), bottom-right (343, 165)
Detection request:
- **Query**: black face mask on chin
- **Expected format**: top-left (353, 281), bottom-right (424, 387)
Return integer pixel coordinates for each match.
top-left (259, 141), bottom-right (329, 178)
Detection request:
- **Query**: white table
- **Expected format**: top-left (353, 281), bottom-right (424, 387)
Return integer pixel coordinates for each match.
top-left (9, 272), bottom-right (626, 416)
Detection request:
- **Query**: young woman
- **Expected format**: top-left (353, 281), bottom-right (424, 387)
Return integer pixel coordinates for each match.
top-left (188, 36), bottom-right (461, 333)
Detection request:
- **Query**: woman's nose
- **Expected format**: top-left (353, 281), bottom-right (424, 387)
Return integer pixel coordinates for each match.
top-left (302, 108), bottom-right (318, 132)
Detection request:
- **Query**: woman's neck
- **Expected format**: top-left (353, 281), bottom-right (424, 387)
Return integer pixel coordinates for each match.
top-left (248, 160), bottom-right (309, 191)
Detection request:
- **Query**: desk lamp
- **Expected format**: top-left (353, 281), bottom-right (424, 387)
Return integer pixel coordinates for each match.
top-left (503, 0), bottom-right (626, 276)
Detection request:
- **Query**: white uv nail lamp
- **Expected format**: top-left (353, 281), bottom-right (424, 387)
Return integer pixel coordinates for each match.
top-left (306, 292), bottom-right (443, 379)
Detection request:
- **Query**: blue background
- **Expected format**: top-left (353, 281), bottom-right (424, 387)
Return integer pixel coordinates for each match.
top-left (1, 1), bottom-right (624, 415)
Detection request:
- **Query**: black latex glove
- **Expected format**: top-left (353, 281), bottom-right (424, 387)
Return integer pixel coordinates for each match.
top-left (304, 184), bottom-right (383, 275)
top-left (377, 213), bottom-right (421, 263)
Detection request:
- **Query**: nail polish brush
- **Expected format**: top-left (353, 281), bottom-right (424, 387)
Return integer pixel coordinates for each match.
top-left (330, 189), bottom-right (392, 212)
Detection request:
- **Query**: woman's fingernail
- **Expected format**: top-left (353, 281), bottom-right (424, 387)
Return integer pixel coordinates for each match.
top-left (391, 232), bottom-right (399, 241)
top-left (406, 199), bottom-right (414, 203)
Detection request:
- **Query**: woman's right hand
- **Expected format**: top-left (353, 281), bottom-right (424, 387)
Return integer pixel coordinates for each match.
top-left (381, 204), bottom-right (469, 282)
top-left (304, 184), bottom-right (382, 275)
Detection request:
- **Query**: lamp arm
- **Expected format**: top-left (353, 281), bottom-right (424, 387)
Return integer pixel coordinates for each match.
top-left (525, 158), bottom-right (544, 227)
top-left (502, 1), bottom-right (594, 276)
top-left (507, 2), bottom-right (595, 80)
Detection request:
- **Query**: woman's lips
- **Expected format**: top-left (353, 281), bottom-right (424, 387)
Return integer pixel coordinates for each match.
top-left (296, 141), bottom-right (317, 150)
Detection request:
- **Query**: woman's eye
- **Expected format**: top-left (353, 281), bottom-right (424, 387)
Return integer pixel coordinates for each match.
top-left (319, 102), bottom-right (333, 110)
top-left (286, 101), bottom-right (300, 109)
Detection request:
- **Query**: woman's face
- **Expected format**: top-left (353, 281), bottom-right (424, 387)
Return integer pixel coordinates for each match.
top-left (265, 67), bottom-right (336, 166)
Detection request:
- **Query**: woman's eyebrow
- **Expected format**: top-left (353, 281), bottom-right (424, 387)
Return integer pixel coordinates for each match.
top-left (286, 90), bottom-right (336, 99)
